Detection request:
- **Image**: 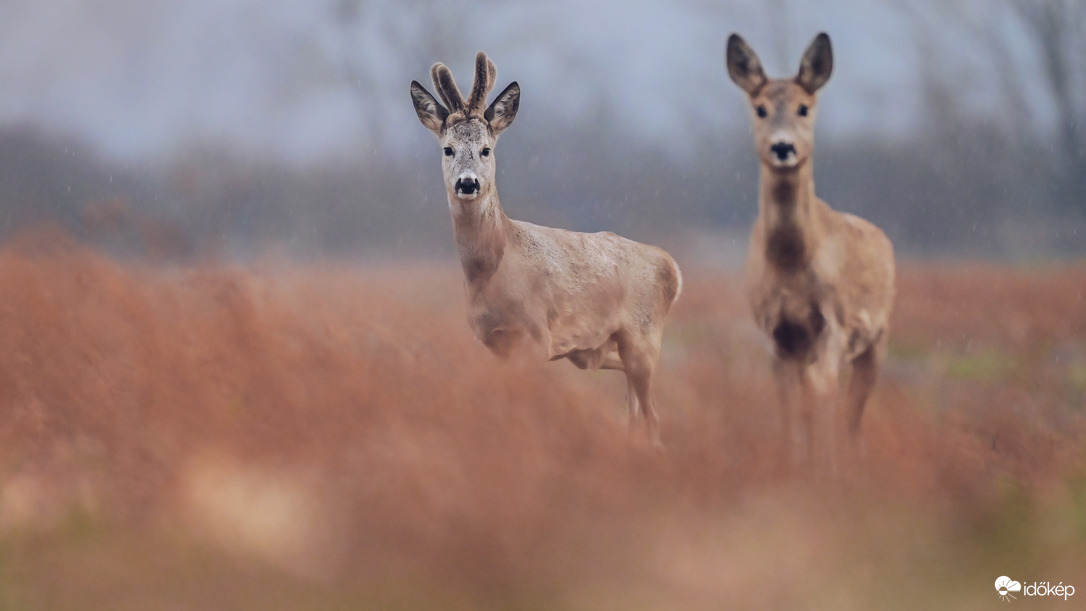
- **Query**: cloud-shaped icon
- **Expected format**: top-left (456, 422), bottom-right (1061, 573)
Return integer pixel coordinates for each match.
top-left (995, 576), bottom-right (1022, 599)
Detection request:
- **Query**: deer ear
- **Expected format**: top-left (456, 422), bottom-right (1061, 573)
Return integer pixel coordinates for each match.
top-left (410, 81), bottom-right (448, 136)
top-left (726, 34), bottom-right (767, 95)
top-left (484, 81), bottom-right (520, 137)
top-left (796, 32), bottom-right (833, 94)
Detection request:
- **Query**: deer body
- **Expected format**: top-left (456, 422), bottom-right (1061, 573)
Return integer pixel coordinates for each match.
top-left (411, 53), bottom-right (681, 443)
top-left (747, 168), bottom-right (892, 366)
top-left (727, 33), bottom-right (895, 469)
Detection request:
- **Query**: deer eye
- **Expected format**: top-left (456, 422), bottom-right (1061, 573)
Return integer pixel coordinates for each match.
top-left (798, 104), bottom-right (809, 117)
top-left (756, 105), bottom-right (767, 118)
top-left (480, 147), bottom-right (491, 157)
top-left (443, 147), bottom-right (454, 157)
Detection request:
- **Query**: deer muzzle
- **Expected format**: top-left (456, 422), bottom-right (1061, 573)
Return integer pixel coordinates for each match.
top-left (770, 141), bottom-right (797, 164)
top-left (454, 172), bottom-right (481, 198)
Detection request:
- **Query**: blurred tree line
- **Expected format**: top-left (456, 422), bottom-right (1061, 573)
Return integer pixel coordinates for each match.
top-left (0, 0), bottom-right (1082, 262)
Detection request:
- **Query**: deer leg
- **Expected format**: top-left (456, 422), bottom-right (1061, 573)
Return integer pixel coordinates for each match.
top-left (564, 336), bottom-right (623, 371)
top-left (801, 365), bottom-right (839, 477)
top-left (599, 336), bottom-right (624, 370)
top-left (798, 366), bottom-right (817, 471)
top-left (629, 369), bottom-right (660, 448)
top-left (845, 337), bottom-right (884, 438)
top-left (482, 327), bottom-right (525, 360)
top-left (625, 375), bottom-right (640, 426)
top-left (801, 336), bottom-right (844, 477)
top-left (772, 357), bottom-right (800, 470)
top-left (618, 333), bottom-right (661, 447)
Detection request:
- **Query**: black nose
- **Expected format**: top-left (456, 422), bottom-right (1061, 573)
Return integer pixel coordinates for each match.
top-left (455, 177), bottom-right (480, 194)
top-left (770, 142), bottom-right (796, 161)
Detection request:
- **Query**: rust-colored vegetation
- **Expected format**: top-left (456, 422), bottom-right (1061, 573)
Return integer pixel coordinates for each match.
top-left (1, 231), bottom-right (1084, 609)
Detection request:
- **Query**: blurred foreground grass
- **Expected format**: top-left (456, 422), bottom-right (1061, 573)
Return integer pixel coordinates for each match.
top-left (0, 235), bottom-right (1084, 610)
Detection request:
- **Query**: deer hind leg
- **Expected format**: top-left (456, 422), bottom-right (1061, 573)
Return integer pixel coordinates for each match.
top-left (625, 375), bottom-right (640, 426)
top-left (617, 330), bottom-right (661, 447)
top-left (845, 334), bottom-right (884, 438)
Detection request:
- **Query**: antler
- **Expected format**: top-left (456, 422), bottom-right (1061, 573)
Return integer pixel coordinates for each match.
top-left (431, 52), bottom-right (497, 118)
top-left (430, 63), bottom-right (465, 112)
top-left (466, 51), bottom-right (497, 115)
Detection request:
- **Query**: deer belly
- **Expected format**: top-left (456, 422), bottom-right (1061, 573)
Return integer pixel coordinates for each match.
top-left (544, 308), bottom-right (619, 361)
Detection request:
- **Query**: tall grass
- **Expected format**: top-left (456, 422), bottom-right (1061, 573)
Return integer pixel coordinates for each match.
top-left (1, 232), bottom-right (1084, 609)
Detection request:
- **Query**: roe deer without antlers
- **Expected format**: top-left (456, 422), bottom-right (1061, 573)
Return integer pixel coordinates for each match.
top-left (725, 33), bottom-right (895, 470)
top-left (410, 52), bottom-right (682, 444)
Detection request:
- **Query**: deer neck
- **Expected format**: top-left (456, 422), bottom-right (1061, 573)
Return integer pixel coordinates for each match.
top-left (758, 163), bottom-right (820, 274)
top-left (449, 190), bottom-right (509, 287)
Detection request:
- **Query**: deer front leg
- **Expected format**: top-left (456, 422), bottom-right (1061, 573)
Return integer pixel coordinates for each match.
top-left (475, 310), bottom-right (549, 363)
top-left (800, 330), bottom-right (845, 477)
top-left (800, 363), bottom-right (839, 477)
top-left (481, 327), bottom-right (524, 360)
top-left (772, 357), bottom-right (801, 470)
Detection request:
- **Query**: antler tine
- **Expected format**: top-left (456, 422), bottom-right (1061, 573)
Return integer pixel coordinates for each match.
top-left (466, 51), bottom-right (497, 115)
top-left (430, 62), bottom-right (465, 112)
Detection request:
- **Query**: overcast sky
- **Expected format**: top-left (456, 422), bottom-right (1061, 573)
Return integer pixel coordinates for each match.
top-left (0, 0), bottom-right (1051, 166)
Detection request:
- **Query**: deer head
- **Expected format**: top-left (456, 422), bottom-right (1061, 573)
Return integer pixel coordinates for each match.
top-left (410, 52), bottom-right (520, 202)
top-left (726, 33), bottom-right (833, 172)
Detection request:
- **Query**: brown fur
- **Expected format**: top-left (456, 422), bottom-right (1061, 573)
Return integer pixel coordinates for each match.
top-left (727, 33), bottom-right (895, 471)
top-left (411, 52), bottom-right (682, 445)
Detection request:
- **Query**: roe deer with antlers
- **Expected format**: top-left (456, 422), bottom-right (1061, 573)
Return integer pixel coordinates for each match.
top-left (725, 33), bottom-right (895, 470)
top-left (410, 52), bottom-right (682, 444)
